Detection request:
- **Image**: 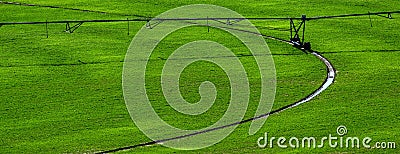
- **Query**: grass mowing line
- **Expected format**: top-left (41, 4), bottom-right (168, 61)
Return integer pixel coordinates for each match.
top-left (96, 45), bottom-right (336, 153)
top-left (0, 53), bottom-right (303, 68)
top-left (0, 1), bottom-right (150, 18)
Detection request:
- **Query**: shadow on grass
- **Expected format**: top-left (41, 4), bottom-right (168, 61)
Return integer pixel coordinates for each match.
top-left (1, 53), bottom-right (306, 68)
top-left (0, 60), bottom-right (123, 68)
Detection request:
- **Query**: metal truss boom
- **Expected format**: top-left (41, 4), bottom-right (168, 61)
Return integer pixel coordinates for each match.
top-left (0, 10), bottom-right (398, 48)
top-left (307, 10), bottom-right (400, 20)
top-left (0, 10), bottom-right (399, 26)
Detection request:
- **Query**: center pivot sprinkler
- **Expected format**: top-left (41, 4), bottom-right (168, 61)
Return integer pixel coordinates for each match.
top-left (290, 15), bottom-right (311, 50)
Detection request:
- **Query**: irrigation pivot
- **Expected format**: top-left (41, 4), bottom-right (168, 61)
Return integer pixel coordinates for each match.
top-left (0, 10), bottom-right (399, 50)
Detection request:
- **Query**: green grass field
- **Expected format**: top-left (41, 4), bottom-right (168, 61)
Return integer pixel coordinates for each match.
top-left (1, 0), bottom-right (399, 153)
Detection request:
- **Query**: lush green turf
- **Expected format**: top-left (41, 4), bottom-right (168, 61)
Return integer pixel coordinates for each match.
top-left (1, 0), bottom-right (399, 153)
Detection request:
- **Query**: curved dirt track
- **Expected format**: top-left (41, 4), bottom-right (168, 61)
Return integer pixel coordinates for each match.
top-left (97, 21), bottom-right (337, 153)
top-left (277, 51), bottom-right (335, 112)
top-left (98, 47), bottom-right (336, 153)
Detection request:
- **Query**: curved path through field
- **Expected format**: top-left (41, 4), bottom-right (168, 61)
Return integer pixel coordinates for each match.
top-left (98, 46), bottom-right (336, 153)
top-left (276, 51), bottom-right (335, 112)
top-left (0, 3), bottom-right (336, 151)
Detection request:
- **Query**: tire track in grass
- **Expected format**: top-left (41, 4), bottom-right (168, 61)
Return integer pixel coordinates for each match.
top-left (97, 43), bottom-right (336, 153)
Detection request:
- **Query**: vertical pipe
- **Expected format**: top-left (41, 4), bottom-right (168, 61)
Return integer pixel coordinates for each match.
top-left (368, 11), bottom-right (373, 27)
top-left (302, 19), bottom-right (305, 45)
top-left (127, 18), bottom-right (130, 35)
top-left (46, 20), bottom-right (48, 38)
top-left (207, 16), bottom-right (209, 32)
top-left (302, 15), bottom-right (306, 45)
top-left (290, 19), bottom-right (293, 39)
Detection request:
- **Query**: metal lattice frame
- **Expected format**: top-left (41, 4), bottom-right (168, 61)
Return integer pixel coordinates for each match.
top-left (65, 22), bottom-right (83, 33)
